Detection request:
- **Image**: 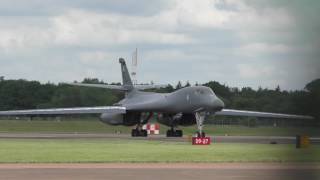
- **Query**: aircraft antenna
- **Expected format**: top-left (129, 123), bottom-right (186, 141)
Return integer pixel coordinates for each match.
top-left (131, 48), bottom-right (138, 85)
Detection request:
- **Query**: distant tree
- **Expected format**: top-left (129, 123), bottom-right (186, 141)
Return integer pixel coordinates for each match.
top-left (165, 84), bottom-right (175, 92)
top-left (0, 80), bottom-right (43, 110)
top-left (153, 84), bottom-right (175, 93)
top-left (184, 81), bottom-right (191, 87)
top-left (82, 78), bottom-right (104, 84)
top-left (240, 87), bottom-right (256, 98)
top-left (304, 79), bottom-right (320, 119)
top-left (203, 81), bottom-right (232, 100)
top-left (110, 82), bottom-right (121, 85)
top-left (175, 81), bottom-right (182, 90)
top-left (305, 79), bottom-right (320, 92)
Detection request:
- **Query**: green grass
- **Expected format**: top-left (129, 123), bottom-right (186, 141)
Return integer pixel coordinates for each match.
top-left (0, 139), bottom-right (319, 163)
top-left (0, 119), bottom-right (120, 133)
top-left (0, 119), bottom-right (319, 136)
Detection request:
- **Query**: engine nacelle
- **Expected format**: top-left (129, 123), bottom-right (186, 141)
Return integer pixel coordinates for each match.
top-left (100, 112), bottom-right (141, 126)
top-left (157, 113), bottom-right (196, 126)
top-left (100, 113), bottom-right (124, 125)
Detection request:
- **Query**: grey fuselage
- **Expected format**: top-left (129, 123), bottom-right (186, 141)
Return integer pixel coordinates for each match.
top-left (116, 86), bottom-right (224, 114)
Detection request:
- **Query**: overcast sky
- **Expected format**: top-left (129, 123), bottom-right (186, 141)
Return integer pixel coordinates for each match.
top-left (0, 0), bottom-right (319, 90)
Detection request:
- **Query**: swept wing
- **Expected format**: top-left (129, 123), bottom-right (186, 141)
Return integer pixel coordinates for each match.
top-left (66, 83), bottom-right (168, 91)
top-left (0, 106), bottom-right (126, 116)
top-left (66, 83), bottom-right (128, 91)
top-left (216, 109), bottom-right (313, 119)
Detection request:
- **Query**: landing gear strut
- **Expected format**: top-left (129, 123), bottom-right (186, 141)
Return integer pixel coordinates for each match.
top-left (131, 112), bottom-right (153, 137)
top-left (195, 112), bottom-right (206, 138)
top-left (165, 113), bottom-right (183, 137)
top-left (131, 124), bottom-right (147, 137)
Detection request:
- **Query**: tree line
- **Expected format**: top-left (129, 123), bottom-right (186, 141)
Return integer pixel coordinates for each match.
top-left (0, 77), bottom-right (319, 121)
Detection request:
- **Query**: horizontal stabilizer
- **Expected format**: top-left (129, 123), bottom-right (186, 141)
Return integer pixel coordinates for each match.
top-left (134, 84), bottom-right (168, 90)
top-left (216, 109), bottom-right (314, 119)
top-left (0, 106), bottom-right (126, 116)
top-left (65, 83), bottom-right (129, 91)
top-left (65, 83), bottom-right (168, 91)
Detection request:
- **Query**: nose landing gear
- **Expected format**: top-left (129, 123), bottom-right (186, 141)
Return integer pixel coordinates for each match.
top-left (195, 112), bottom-right (206, 138)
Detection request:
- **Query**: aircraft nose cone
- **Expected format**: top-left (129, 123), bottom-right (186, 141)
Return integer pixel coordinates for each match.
top-left (214, 98), bottom-right (224, 111)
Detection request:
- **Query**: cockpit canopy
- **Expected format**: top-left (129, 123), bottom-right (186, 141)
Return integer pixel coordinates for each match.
top-left (194, 87), bottom-right (216, 96)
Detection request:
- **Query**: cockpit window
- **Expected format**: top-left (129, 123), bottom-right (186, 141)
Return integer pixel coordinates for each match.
top-left (209, 89), bottom-right (216, 96)
top-left (195, 89), bottom-right (205, 95)
top-left (194, 87), bottom-right (216, 96)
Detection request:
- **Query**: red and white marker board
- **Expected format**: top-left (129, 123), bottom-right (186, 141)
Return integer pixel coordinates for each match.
top-left (192, 137), bottom-right (211, 145)
top-left (142, 123), bottom-right (160, 135)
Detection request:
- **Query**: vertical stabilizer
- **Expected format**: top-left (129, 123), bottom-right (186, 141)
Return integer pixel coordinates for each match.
top-left (119, 58), bottom-right (134, 91)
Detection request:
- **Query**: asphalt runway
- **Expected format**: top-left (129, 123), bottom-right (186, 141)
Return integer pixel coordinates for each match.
top-left (0, 132), bottom-right (320, 144)
top-left (0, 135), bottom-right (319, 180)
top-left (0, 163), bottom-right (319, 180)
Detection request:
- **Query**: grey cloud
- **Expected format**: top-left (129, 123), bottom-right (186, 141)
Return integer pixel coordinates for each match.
top-left (0, 0), bottom-right (319, 90)
top-left (0, 0), bottom-right (171, 16)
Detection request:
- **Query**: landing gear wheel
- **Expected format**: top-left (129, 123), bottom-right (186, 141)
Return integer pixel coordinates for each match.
top-left (131, 128), bottom-right (148, 137)
top-left (166, 129), bottom-right (183, 137)
top-left (131, 129), bottom-right (139, 137)
top-left (176, 130), bottom-right (183, 137)
top-left (197, 132), bottom-right (205, 138)
top-left (141, 130), bottom-right (148, 137)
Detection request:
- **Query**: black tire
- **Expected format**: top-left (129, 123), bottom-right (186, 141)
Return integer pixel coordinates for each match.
top-left (141, 130), bottom-right (148, 137)
top-left (196, 132), bottom-right (201, 138)
top-left (166, 130), bottom-right (173, 137)
top-left (196, 132), bottom-right (205, 138)
top-left (175, 130), bottom-right (183, 137)
top-left (131, 129), bottom-right (138, 137)
top-left (201, 132), bottom-right (206, 138)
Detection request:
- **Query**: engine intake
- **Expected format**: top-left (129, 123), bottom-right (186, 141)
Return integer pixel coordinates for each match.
top-left (100, 113), bottom-right (124, 125)
top-left (157, 113), bottom-right (196, 126)
top-left (100, 112), bottom-right (141, 126)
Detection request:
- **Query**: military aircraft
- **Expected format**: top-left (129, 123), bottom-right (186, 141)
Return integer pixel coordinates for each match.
top-left (0, 58), bottom-right (313, 137)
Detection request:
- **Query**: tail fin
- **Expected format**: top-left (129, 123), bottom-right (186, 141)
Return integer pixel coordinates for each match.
top-left (119, 58), bottom-right (134, 90)
top-left (66, 58), bottom-right (166, 91)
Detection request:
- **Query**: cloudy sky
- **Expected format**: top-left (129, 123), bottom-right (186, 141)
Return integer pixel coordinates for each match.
top-left (0, 0), bottom-right (319, 90)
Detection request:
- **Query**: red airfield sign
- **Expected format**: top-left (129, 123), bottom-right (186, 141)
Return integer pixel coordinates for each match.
top-left (192, 137), bottom-right (211, 145)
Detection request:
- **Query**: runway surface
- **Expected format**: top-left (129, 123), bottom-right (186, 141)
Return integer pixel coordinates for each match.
top-left (0, 132), bottom-right (319, 144)
top-left (0, 135), bottom-right (319, 180)
top-left (0, 163), bottom-right (319, 180)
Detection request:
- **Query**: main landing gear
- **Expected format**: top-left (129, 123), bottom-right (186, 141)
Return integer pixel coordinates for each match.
top-left (131, 112), bottom-right (153, 137)
top-left (195, 112), bottom-right (206, 138)
top-left (166, 127), bottom-right (183, 137)
top-left (131, 124), bottom-right (148, 137)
